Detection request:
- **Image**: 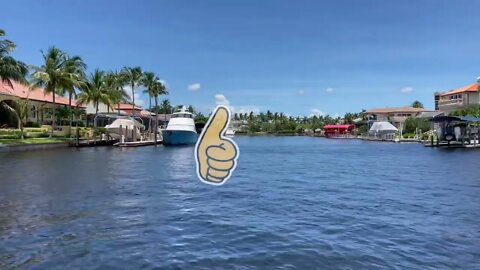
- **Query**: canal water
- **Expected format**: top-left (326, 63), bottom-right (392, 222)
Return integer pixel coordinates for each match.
top-left (0, 136), bottom-right (479, 269)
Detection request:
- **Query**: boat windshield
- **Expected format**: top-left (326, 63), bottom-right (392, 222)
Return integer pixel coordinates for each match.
top-left (171, 113), bottom-right (192, 119)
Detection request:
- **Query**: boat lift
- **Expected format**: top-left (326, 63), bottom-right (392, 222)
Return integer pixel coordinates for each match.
top-left (427, 115), bottom-right (480, 148)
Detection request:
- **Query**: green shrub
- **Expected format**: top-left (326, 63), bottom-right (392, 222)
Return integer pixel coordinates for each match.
top-left (75, 121), bottom-right (85, 127)
top-left (0, 134), bottom-right (20, 139)
top-left (25, 122), bottom-right (40, 128)
top-left (23, 127), bottom-right (48, 133)
top-left (93, 127), bottom-right (107, 136)
top-left (0, 129), bottom-right (23, 136)
top-left (25, 132), bottom-right (49, 138)
top-left (404, 117), bottom-right (430, 134)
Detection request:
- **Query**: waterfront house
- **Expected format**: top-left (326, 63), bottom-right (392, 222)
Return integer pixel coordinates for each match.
top-left (363, 106), bottom-right (434, 131)
top-left (436, 81), bottom-right (480, 114)
top-left (85, 103), bottom-right (172, 130)
top-left (0, 80), bottom-right (84, 127)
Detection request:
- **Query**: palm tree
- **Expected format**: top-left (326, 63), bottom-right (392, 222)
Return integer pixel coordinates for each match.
top-left (77, 69), bottom-right (110, 124)
top-left (0, 29), bottom-right (28, 87)
top-left (151, 81), bottom-right (168, 143)
top-left (121, 66), bottom-right (143, 114)
top-left (59, 55), bottom-right (86, 134)
top-left (141, 71), bottom-right (157, 113)
top-left (152, 81), bottom-right (168, 114)
top-left (160, 98), bottom-right (171, 125)
top-left (31, 47), bottom-right (80, 137)
top-left (104, 71), bottom-right (129, 114)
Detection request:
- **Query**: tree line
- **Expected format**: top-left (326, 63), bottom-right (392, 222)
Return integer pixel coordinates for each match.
top-left (232, 110), bottom-right (357, 133)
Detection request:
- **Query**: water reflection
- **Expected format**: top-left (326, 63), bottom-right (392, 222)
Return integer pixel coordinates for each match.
top-left (0, 138), bottom-right (479, 269)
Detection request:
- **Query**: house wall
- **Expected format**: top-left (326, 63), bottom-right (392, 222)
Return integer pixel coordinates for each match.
top-left (85, 102), bottom-right (113, 114)
top-left (467, 92), bottom-right (480, 106)
top-left (1, 93), bottom-right (83, 125)
top-left (438, 92), bottom-right (480, 113)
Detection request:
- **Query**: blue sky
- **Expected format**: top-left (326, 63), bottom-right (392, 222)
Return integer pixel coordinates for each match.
top-left (3, 0), bottom-right (480, 116)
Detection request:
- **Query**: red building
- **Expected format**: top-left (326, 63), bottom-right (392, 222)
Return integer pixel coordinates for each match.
top-left (323, 124), bottom-right (354, 137)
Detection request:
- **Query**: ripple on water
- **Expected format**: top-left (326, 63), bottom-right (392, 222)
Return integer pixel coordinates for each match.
top-left (0, 137), bottom-right (479, 269)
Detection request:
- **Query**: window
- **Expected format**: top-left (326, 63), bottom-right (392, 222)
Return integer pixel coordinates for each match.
top-left (171, 113), bottom-right (192, 119)
top-left (30, 105), bottom-right (37, 118)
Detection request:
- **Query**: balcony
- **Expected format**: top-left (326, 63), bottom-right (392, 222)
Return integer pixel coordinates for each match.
top-left (438, 99), bottom-right (463, 107)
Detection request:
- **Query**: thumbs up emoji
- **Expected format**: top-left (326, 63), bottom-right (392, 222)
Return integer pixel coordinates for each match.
top-left (195, 105), bottom-right (239, 185)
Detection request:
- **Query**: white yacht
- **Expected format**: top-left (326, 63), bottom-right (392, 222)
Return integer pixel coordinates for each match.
top-left (161, 107), bottom-right (198, 145)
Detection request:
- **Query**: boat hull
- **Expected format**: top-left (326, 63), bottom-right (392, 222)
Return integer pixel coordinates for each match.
top-left (162, 130), bottom-right (198, 145)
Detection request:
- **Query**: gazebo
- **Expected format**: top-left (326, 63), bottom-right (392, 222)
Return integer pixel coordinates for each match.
top-left (368, 121), bottom-right (398, 139)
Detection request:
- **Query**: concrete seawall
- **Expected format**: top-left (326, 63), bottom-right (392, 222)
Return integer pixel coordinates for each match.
top-left (0, 143), bottom-right (69, 153)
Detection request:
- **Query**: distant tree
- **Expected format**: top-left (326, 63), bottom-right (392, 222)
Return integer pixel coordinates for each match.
top-left (412, 100), bottom-right (424, 108)
top-left (194, 112), bottom-right (208, 123)
top-left (160, 99), bottom-right (172, 123)
top-left (266, 110), bottom-right (272, 121)
top-left (403, 117), bottom-right (430, 134)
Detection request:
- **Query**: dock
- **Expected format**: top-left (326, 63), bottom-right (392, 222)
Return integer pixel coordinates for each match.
top-left (114, 139), bottom-right (163, 147)
top-left (424, 140), bottom-right (480, 148)
top-left (69, 139), bottom-right (118, 147)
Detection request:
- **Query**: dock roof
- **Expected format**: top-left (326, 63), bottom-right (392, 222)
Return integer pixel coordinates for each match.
top-left (431, 115), bottom-right (480, 122)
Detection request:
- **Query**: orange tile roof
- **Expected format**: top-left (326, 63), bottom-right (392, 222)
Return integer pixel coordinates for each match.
top-left (364, 106), bottom-right (431, 114)
top-left (440, 83), bottom-right (479, 96)
top-left (116, 103), bottom-right (143, 110)
top-left (0, 80), bottom-right (82, 107)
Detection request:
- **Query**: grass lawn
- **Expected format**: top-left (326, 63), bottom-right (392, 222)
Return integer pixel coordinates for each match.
top-left (0, 137), bottom-right (71, 145)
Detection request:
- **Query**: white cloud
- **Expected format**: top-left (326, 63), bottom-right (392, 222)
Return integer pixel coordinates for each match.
top-left (297, 90), bottom-right (304, 96)
top-left (400, 86), bottom-right (414, 93)
top-left (188, 83), bottom-right (201, 91)
top-left (310, 108), bottom-right (325, 117)
top-left (215, 94), bottom-right (230, 106)
top-left (333, 113), bottom-right (340, 118)
top-left (325, 87), bottom-right (334, 93)
top-left (213, 94), bottom-right (259, 115)
top-left (159, 80), bottom-right (168, 87)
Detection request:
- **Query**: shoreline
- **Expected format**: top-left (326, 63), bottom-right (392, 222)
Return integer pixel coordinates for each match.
top-left (0, 142), bottom-right (69, 152)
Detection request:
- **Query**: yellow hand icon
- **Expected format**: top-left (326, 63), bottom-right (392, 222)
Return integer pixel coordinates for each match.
top-left (195, 105), bottom-right (239, 185)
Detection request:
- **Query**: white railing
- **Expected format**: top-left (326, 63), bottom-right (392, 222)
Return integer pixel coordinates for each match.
top-left (438, 99), bottom-right (463, 106)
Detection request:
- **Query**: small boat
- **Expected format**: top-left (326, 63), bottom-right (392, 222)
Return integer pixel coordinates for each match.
top-left (105, 117), bottom-right (144, 141)
top-left (162, 106), bottom-right (198, 145)
top-left (225, 127), bottom-right (236, 137)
